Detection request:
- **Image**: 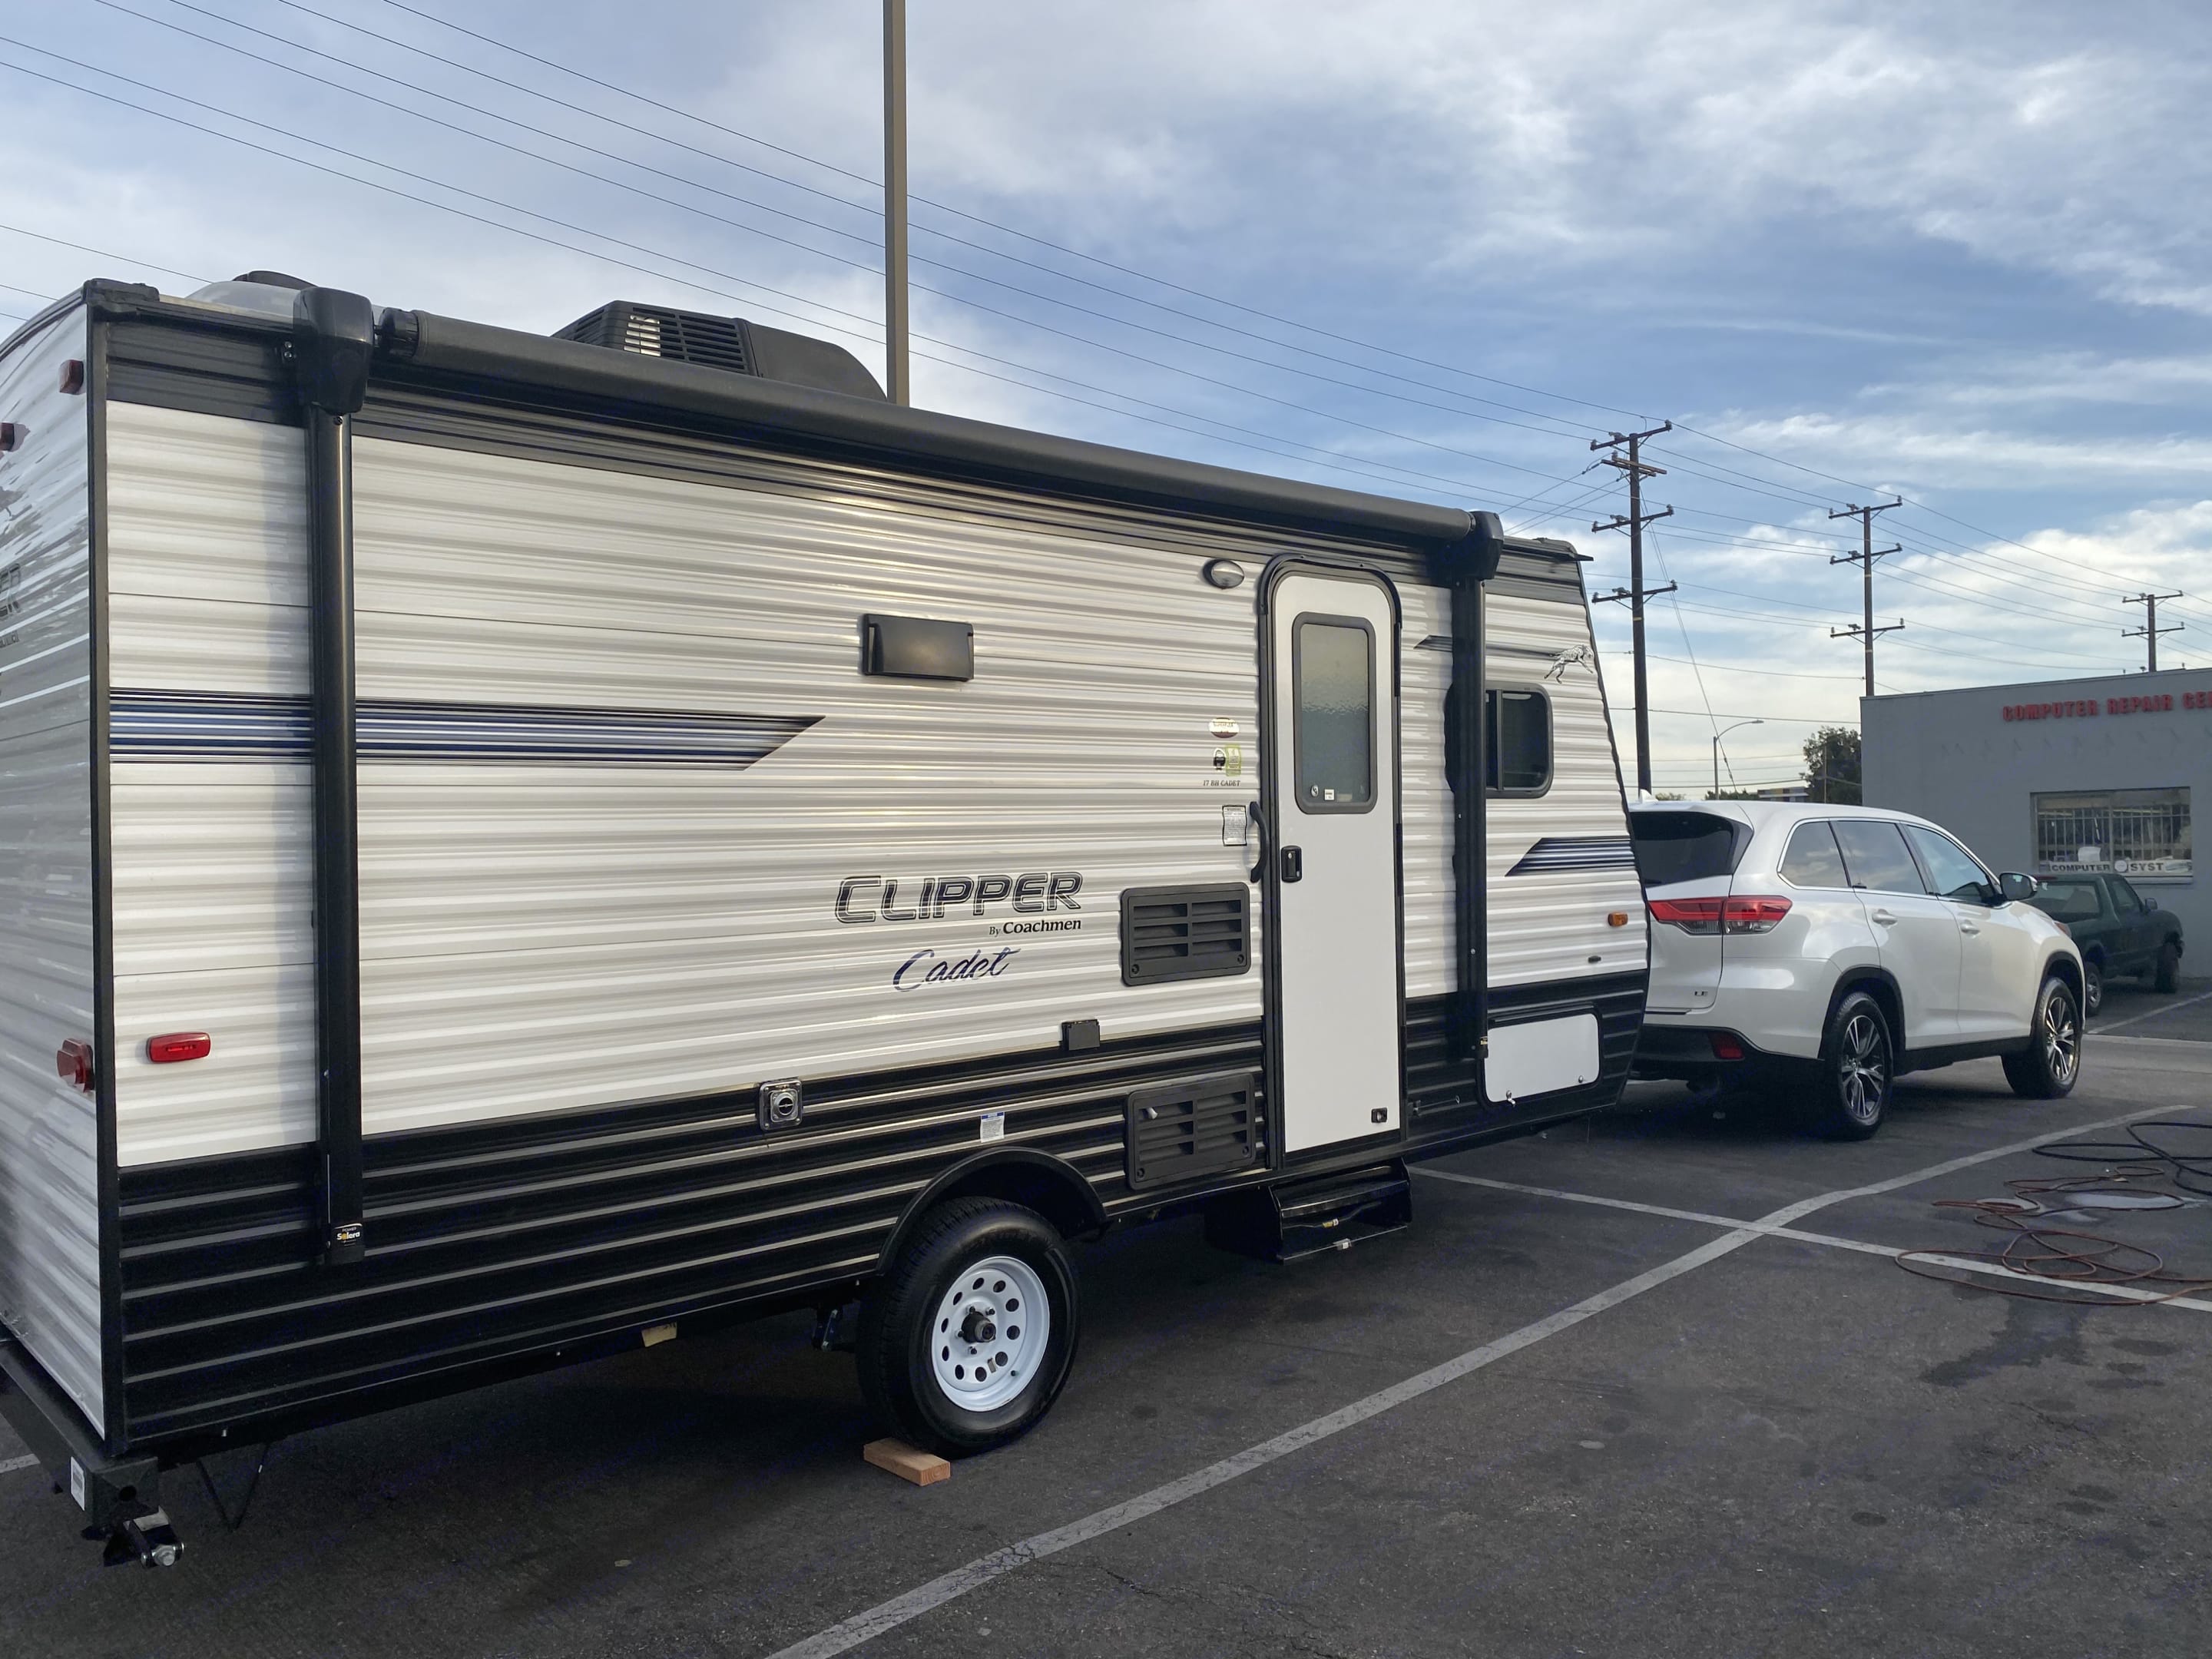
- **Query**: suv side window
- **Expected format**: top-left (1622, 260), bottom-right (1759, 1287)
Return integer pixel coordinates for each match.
top-left (1779, 820), bottom-right (1850, 888)
top-left (1833, 820), bottom-right (1929, 895)
top-left (1903, 826), bottom-right (1992, 903)
top-left (2113, 876), bottom-right (2149, 913)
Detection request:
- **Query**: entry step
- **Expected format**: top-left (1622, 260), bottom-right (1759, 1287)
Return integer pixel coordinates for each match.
top-left (1204, 1161), bottom-right (1412, 1263)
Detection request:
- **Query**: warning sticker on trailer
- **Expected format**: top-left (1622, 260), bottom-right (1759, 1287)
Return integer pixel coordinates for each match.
top-left (1204, 743), bottom-right (1249, 788)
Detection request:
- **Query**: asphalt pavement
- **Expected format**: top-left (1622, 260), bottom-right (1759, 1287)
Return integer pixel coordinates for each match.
top-left (4, 1035), bottom-right (2208, 1658)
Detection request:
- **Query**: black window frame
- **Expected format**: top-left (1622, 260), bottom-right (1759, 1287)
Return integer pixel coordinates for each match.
top-left (1290, 611), bottom-right (1378, 816)
top-left (1485, 683), bottom-right (1553, 799)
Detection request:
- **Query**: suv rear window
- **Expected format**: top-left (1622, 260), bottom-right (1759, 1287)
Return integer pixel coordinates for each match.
top-left (1630, 812), bottom-right (1747, 887)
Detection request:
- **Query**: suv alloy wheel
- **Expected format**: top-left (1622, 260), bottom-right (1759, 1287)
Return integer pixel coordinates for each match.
top-left (1810, 990), bottom-right (1893, 1141)
top-left (2002, 975), bottom-right (2081, 1099)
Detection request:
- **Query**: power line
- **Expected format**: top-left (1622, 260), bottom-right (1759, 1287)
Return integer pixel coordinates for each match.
top-left (286, 0), bottom-right (2212, 613)
top-left (0, 49), bottom-right (1606, 509)
top-left (104, 2), bottom-right (1611, 453)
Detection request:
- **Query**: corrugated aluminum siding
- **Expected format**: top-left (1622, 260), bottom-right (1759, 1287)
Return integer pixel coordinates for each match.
top-left (1402, 580), bottom-right (1643, 995)
top-left (104, 406), bottom-right (1279, 1161)
top-left (0, 306), bottom-right (103, 1423)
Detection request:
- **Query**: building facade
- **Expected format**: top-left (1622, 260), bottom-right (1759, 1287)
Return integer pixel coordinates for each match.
top-left (1863, 666), bottom-right (2204, 946)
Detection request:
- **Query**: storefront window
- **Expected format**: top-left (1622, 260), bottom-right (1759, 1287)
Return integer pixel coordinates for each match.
top-left (2032, 787), bottom-right (2192, 876)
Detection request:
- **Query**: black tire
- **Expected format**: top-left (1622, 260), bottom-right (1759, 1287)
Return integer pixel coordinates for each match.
top-left (2082, 958), bottom-right (2104, 1018)
top-left (856, 1197), bottom-right (1079, 1459)
top-left (1807, 990), bottom-right (1893, 1140)
top-left (2001, 974), bottom-right (2081, 1099)
top-left (2154, 940), bottom-right (2181, 995)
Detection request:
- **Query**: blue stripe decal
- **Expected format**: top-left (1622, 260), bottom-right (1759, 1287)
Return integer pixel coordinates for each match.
top-left (111, 690), bottom-right (819, 766)
top-left (1506, 835), bottom-right (1637, 876)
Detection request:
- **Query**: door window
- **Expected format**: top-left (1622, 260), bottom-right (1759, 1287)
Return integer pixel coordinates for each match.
top-left (1833, 820), bottom-right (1928, 895)
top-left (1903, 826), bottom-right (1992, 902)
top-left (2113, 876), bottom-right (2149, 913)
top-left (1779, 820), bottom-right (1851, 888)
top-left (1292, 616), bottom-right (1374, 813)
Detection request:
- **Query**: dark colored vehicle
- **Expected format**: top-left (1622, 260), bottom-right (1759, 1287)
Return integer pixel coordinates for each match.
top-left (2028, 873), bottom-right (2184, 1013)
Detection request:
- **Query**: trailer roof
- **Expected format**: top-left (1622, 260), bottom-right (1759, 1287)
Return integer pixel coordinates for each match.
top-left (15, 281), bottom-right (1585, 561)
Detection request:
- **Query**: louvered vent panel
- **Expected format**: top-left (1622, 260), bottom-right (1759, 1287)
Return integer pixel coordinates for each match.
top-left (1127, 1071), bottom-right (1261, 1190)
top-left (554, 303), bottom-right (753, 374)
top-left (1120, 882), bottom-right (1251, 985)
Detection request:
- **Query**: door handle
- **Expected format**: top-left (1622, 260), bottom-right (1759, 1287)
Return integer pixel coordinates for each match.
top-left (1870, 907), bottom-right (1897, 926)
top-left (1246, 801), bottom-right (1267, 884)
top-left (1959, 920), bottom-right (1981, 935)
top-left (1280, 846), bottom-right (1303, 883)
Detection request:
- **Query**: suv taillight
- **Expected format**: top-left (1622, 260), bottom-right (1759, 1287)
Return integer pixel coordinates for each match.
top-left (1648, 897), bottom-right (1724, 934)
top-left (1723, 896), bottom-right (1792, 933)
top-left (1648, 896), bottom-right (1793, 935)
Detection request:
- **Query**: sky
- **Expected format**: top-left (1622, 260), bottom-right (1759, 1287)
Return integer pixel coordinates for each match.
top-left (4, 0), bottom-right (2208, 796)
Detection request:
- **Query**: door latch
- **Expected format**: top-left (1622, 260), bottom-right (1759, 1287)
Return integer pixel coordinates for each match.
top-left (1280, 846), bottom-right (1303, 882)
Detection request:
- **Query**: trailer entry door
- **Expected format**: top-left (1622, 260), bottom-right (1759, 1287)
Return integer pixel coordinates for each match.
top-left (1267, 566), bottom-right (1403, 1153)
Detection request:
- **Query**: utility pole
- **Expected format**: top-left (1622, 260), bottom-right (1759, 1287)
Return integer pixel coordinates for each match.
top-left (1827, 498), bottom-right (1903, 697)
top-left (882, 0), bottom-right (909, 405)
top-left (2122, 591), bottom-right (2183, 671)
top-left (1591, 420), bottom-right (1675, 796)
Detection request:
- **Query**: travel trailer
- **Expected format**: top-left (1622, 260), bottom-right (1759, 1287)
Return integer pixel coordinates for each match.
top-left (0, 275), bottom-right (1646, 1564)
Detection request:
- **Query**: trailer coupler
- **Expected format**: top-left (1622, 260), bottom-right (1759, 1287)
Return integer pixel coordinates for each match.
top-left (96, 1502), bottom-right (184, 1568)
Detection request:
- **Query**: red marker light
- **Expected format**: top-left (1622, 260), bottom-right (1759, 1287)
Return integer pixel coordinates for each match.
top-left (55, 1038), bottom-right (94, 1092)
top-left (147, 1031), bottom-right (213, 1065)
top-left (58, 359), bottom-right (84, 396)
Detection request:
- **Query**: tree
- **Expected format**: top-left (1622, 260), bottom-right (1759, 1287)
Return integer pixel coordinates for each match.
top-left (1803, 727), bottom-right (1862, 804)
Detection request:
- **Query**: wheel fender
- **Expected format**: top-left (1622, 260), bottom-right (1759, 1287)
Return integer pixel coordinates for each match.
top-left (2040, 952), bottom-right (2083, 1002)
top-left (875, 1148), bottom-right (1106, 1277)
top-left (1820, 969), bottom-right (1903, 1056)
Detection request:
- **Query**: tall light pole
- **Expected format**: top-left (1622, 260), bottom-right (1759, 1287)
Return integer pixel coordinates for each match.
top-left (882, 0), bottom-right (909, 405)
top-left (1712, 718), bottom-right (1763, 796)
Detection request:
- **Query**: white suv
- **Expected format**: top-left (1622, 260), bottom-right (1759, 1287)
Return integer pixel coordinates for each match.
top-left (1628, 802), bottom-right (2085, 1137)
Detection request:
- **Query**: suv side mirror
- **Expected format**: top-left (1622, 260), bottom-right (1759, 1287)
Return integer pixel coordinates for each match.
top-left (1998, 872), bottom-right (2039, 904)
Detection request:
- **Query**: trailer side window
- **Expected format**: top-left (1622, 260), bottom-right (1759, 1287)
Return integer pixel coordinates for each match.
top-left (1488, 688), bottom-right (1551, 796)
top-left (1293, 616), bottom-right (1374, 813)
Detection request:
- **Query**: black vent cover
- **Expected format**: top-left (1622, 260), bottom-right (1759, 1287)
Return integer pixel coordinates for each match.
top-left (1127, 1071), bottom-right (1261, 1190)
top-left (552, 303), bottom-right (885, 399)
top-left (1121, 883), bottom-right (1250, 985)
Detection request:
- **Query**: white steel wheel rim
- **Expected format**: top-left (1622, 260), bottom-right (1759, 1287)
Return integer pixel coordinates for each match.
top-left (929, 1254), bottom-right (1049, 1412)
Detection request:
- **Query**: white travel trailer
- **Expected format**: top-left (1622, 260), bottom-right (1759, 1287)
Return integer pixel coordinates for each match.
top-left (0, 276), bottom-right (1645, 1563)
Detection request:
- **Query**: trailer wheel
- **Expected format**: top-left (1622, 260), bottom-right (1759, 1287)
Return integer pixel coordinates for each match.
top-left (857, 1197), bottom-right (1078, 1458)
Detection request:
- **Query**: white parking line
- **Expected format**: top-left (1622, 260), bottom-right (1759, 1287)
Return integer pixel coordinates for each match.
top-left (762, 1104), bottom-right (2183, 1659)
top-left (1, 1453), bottom-right (39, 1476)
top-left (2096, 987), bottom-right (2212, 1034)
top-left (1419, 1166), bottom-right (2212, 1313)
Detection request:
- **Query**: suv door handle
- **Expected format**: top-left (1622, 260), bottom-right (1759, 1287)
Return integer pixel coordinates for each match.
top-left (1959, 919), bottom-right (1981, 935)
top-left (1870, 907), bottom-right (1897, 926)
